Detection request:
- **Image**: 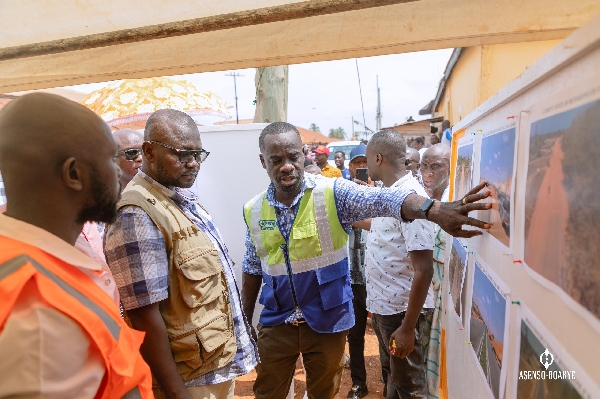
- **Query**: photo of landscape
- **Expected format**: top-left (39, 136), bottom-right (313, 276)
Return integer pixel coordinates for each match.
top-left (454, 142), bottom-right (474, 201)
top-left (448, 238), bottom-right (468, 322)
top-left (470, 263), bottom-right (507, 399)
top-left (524, 98), bottom-right (600, 320)
top-left (517, 319), bottom-right (582, 398)
top-left (478, 127), bottom-right (516, 248)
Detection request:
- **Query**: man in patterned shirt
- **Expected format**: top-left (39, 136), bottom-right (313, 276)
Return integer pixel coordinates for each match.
top-left (241, 123), bottom-right (492, 399)
top-left (365, 130), bottom-right (435, 399)
top-left (104, 109), bottom-right (258, 399)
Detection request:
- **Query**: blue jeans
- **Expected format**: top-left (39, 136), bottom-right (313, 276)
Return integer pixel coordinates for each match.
top-left (371, 310), bottom-right (433, 399)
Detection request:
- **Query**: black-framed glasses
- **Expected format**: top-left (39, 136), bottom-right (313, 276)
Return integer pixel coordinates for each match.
top-left (117, 148), bottom-right (142, 161)
top-left (148, 141), bottom-right (210, 164)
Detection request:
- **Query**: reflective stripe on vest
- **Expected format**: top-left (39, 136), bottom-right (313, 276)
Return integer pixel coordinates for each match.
top-left (248, 180), bottom-right (347, 277)
top-left (0, 254), bottom-right (120, 340)
top-left (123, 387), bottom-right (142, 399)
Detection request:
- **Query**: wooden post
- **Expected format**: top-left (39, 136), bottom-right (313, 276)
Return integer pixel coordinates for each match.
top-left (254, 66), bottom-right (289, 123)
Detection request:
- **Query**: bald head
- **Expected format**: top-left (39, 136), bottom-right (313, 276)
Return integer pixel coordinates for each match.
top-left (422, 143), bottom-right (451, 161)
top-left (367, 130), bottom-right (407, 165)
top-left (421, 144), bottom-right (451, 198)
top-left (113, 128), bottom-right (143, 148)
top-left (141, 109), bottom-right (202, 189)
top-left (144, 109), bottom-right (199, 144)
top-left (113, 129), bottom-right (144, 189)
top-left (0, 93), bottom-right (121, 243)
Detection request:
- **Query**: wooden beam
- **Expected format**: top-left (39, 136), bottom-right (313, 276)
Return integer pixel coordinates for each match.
top-left (0, 0), bottom-right (598, 92)
top-left (0, 0), bottom-right (417, 61)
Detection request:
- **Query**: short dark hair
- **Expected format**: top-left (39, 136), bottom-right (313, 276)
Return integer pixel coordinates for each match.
top-left (259, 122), bottom-right (302, 152)
top-left (368, 130), bottom-right (407, 164)
top-left (415, 136), bottom-right (425, 145)
top-left (334, 151), bottom-right (345, 158)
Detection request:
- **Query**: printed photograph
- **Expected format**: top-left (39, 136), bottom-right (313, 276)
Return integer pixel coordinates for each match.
top-left (470, 263), bottom-right (507, 399)
top-left (454, 142), bottom-right (474, 201)
top-left (517, 320), bottom-right (582, 398)
top-left (524, 98), bottom-right (600, 320)
top-left (448, 238), bottom-right (468, 322)
top-left (478, 127), bottom-right (516, 248)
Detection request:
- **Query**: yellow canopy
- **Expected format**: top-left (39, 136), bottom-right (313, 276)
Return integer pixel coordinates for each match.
top-left (80, 77), bottom-right (231, 126)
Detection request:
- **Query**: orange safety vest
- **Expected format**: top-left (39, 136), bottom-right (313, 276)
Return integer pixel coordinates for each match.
top-left (0, 235), bottom-right (153, 399)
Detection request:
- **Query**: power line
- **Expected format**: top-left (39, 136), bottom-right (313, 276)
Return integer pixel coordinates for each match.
top-left (355, 59), bottom-right (367, 139)
top-left (225, 72), bottom-right (244, 123)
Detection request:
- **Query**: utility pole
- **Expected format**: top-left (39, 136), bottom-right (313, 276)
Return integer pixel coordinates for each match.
top-left (254, 66), bottom-right (288, 123)
top-left (351, 116), bottom-right (355, 139)
top-left (225, 72), bottom-right (244, 124)
top-left (376, 75), bottom-right (382, 132)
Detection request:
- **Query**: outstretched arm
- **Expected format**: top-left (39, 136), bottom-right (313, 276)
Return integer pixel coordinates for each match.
top-left (401, 181), bottom-right (493, 238)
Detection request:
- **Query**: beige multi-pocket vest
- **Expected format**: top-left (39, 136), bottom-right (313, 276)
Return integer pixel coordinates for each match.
top-left (118, 174), bottom-right (237, 381)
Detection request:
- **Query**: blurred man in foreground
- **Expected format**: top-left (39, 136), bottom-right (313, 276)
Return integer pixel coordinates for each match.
top-left (0, 93), bottom-right (152, 398)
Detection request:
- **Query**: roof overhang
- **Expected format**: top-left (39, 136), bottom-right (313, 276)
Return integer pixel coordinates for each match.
top-left (1, 0), bottom-right (598, 92)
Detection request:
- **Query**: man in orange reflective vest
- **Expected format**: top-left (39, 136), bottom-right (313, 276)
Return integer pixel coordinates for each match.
top-left (0, 93), bottom-right (153, 398)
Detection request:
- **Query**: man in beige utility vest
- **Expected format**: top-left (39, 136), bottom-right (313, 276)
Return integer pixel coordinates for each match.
top-left (104, 109), bottom-right (259, 399)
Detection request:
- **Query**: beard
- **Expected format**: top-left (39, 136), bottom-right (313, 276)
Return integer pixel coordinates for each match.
top-left (76, 166), bottom-right (120, 225)
top-left (156, 159), bottom-right (197, 188)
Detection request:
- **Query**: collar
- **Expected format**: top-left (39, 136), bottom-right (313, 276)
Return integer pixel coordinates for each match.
top-left (138, 170), bottom-right (199, 206)
top-left (0, 213), bottom-right (102, 271)
top-left (265, 173), bottom-right (316, 209)
top-left (390, 171), bottom-right (414, 188)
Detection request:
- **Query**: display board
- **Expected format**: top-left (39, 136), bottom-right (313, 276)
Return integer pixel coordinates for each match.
top-left (443, 16), bottom-right (600, 399)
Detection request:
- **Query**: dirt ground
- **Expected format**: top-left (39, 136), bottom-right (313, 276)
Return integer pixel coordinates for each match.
top-left (234, 323), bottom-right (385, 398)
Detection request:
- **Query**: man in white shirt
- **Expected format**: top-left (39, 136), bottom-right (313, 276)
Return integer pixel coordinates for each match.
top-left (365, 130), bottom-right (435, 399)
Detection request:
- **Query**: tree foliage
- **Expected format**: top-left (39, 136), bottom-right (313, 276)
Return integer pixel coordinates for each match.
top-left (328, 127), bottom-right (346, 140)
top-left (309, 123), bottom-right (321, 133)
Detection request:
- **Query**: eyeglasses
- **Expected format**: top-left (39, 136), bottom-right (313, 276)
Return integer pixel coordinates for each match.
top-left (117, 148), bottom-right (142, 161)
top-left (148, 141), bottom-right (210, 164)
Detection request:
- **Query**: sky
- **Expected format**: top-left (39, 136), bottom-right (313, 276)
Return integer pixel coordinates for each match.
top-left (479, 128), bottom-right (516, 185)
top-left (531, 99), bottom-right (598, 136)
top-left (473, 263), bottom-right (507, 345)
top-left (64, 49), bottom-right (453, 138)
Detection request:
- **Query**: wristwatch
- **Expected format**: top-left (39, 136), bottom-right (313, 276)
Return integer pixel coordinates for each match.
top-left (420, 198), bottom-right (436, 220)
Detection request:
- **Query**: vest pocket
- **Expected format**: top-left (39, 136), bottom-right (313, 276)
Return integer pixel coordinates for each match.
top-left (175, 247), bottom-right (223, 308)
top-left (258, 274), bottom-right (279, 311)
top-left (315, 262), bottom-right (353, 310)
top-left (170, 314), bottom-right (234, 374)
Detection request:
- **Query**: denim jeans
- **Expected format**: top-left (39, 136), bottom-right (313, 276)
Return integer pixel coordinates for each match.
top-left (371, 310), bottom-right (433, 399)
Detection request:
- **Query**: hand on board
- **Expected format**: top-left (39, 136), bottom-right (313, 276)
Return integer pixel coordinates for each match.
top-left (428, 180), bottom-right (493, 238)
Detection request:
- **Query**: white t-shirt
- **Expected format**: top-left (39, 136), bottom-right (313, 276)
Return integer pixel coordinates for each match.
top-left (365, 172), bottom-right (435, 315)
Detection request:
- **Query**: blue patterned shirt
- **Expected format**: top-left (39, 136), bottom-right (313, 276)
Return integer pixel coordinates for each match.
top-left (104, 171), bottom-right (258, 386)
top-left (242, 173), bottom-right (416, 322)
